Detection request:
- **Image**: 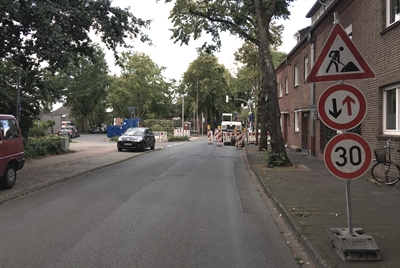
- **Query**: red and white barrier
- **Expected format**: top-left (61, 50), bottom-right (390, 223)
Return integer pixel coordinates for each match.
top-left (207, 130), bottom-right (213, 144)
top-left (217, 129), bottom-right (223, 147)
top-left (236, 132), bottom-right (243, 148)
top-left (173, 127), bottom-right (190, 137)
top-left (154, 131), bottom-right (168, 141)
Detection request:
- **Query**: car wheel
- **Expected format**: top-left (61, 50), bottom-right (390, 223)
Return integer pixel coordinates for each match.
top-left (118, 147), bottom-right (122, 152)
top-left (2, 164), bottom-right (16, 189)
top-left (151, 140), bottom-right (155, 150)
top-left (141, 141), bottom-right (146, 152)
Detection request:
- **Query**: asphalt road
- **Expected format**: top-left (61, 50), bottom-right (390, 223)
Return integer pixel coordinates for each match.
top-left (0, 139), bottom-right (299, 267)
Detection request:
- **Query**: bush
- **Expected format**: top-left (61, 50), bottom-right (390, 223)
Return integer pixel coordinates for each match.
top-left (109, 136), bottom-right (119, 141)
top-left (167, 135), bottom-right (190, 142)
top-left (262, 149), bottom-right (286, 168)
top-left (24, 135), bottom-right (66, 159)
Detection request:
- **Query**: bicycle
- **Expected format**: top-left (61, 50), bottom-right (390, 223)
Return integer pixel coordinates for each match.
top-left (371, 139), bottom-right (400, 186)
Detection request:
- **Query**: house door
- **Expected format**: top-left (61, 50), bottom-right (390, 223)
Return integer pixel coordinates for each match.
top-left (302, 113), bottom-right (309, 150)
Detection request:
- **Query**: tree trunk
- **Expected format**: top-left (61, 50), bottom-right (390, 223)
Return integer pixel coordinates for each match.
top-left (83, 114), bottom-right (90, 133)
top-left (254, 0), bottom-right (292, 166)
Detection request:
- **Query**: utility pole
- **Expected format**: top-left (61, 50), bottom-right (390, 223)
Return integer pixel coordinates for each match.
top-left (196, 78), bottom-right (199, 135)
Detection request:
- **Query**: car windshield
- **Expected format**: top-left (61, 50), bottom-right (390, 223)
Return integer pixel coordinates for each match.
top-left (124, 129), bottom-right (144, 136)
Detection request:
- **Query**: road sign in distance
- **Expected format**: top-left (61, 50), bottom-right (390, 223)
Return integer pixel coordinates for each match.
top-left (318, 84), bottom-right (366, 130)
top-left (324, 133), bottom-right (372, 180)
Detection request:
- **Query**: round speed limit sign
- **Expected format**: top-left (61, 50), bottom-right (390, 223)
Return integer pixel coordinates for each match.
top-left (324, 133), bottom-right (372, 180)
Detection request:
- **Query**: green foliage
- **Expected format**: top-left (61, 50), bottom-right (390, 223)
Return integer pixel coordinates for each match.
top-left (167, 135), bottom-right (190, 142)
top-left (64, 45), bottom-right (110, 133)
top-left (109, 136), bottom-right (119, 142)
top-left (325, 124), bottom-right (362, 143)
top-left (1, 0), bottom-right (151, 70)
top-left (108, 52), bottom-right (172, 120)
top-left (165, 0), bottom-right (289, 50)
top-left (262, 149), bottom-right (286, 168)
top-left (24, 136), bottom-right (65, 159)
top-left (1, 0), bottom-right (151, 135)
top-left (181, 53), bottom-right (232, 128)
top-left (27, 120), bottom-right (56, 137)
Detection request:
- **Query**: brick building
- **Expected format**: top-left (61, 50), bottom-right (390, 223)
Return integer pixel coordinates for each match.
top-left (276, 0), bottom-right (400, 159)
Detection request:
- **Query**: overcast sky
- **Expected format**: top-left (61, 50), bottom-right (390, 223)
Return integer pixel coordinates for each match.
top-left (100, 0), bottom-right (316, 82)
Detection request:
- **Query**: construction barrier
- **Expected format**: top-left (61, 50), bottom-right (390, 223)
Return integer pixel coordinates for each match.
top-left (154, 131), bottom-right (168, 141)
top-left (213, 129), bottom-right (219, 142)
top-left (174, 127), bottom-right (190, 137)
top-left (248, 131), bottom-right (271, 145)
top-left (207, 130), bottom-right (213, 144)
top-left (217, 129), bottom-right (223, 147)
top-left (248, 131), bottom-right (261, 144)
top-left (236, 132), bottom-right (243, 148)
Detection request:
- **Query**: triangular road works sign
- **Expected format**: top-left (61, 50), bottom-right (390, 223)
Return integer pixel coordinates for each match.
top-left (307, 24), bottom-right (375, 83)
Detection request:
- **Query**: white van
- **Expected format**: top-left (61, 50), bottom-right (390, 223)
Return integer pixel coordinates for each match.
top-left (0, 114), bottom-right (25, 189)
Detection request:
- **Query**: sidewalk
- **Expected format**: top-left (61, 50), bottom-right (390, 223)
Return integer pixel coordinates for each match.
top-left (245, 144), bottom-right (400, 268)
top-left (1, 138), bottom-right (399, 268)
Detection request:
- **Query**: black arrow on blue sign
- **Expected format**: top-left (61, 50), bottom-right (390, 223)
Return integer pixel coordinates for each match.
top-left (329, 98), bottom-right (342, 118)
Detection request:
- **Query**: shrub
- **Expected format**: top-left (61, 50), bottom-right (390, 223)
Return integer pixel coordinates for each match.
top-left (262, 149), bottom-right (286, 168)
top-left (24, 135), bottom-right (65, 159)
top-left (109, 136), bottom-right (119, 141)
top-left (167, 135), bottom-right (189, 142)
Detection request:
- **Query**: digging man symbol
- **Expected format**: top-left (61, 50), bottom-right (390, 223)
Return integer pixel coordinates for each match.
top-left (326, 46), bottom-right (360, 73)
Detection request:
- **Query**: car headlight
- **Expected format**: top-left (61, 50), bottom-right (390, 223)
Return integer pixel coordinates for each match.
top-left (118, 137), bottom-right (123, 141)
top-left (136, 137), bottom-right (143, 142)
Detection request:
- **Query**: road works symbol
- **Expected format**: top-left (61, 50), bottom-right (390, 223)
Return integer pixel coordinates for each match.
top-left (317, 84), bottom-right (366, 130)
top-left (324, 133), bottom-right (372, 180)
top-left (307, 24), bottom-right (375, 83)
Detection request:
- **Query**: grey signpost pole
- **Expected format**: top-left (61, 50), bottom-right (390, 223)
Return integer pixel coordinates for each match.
top-left (127, 106), bottom-right (136, 128)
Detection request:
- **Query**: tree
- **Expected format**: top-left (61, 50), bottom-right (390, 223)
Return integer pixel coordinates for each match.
top-left (0, 0), bottom-right (151, 134)
top-left (234, 41), bottom-right (286, 143)
top-left (181, 52), bottom-right (232, 132)
top-left (0, 0), bottom-right (151, 70)
top-left (165, 0), bottom-right (293, 166)
top-left (108, 52), bottom-right (172, 121)
top-left (64, 46), bottom-right (110, 132)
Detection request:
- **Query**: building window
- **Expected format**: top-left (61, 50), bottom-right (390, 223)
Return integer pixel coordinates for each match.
top-left (279, 83), bottom-right (283, 98)
top-left (294, 64), bottom-right (299, 87)
top-left (387, 0), bottom-right (400, 26)
top-left (304, 57), bottom-right (309, 81)
top-left (383, 84), bottom-right (400, 135)
top-left (285, 77), bottom-right (289, 95)
top-left (294, 111), bottom-right (300, 132)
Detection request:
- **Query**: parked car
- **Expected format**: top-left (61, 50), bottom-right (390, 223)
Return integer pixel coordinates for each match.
top-left (90, 127), bottom-right (106, 134)
top-left (71, 126), bottom-right (80, 137)
top-left (117, 127), bottom-right (155, 152)
top-left (0, 114), bottom-right (25, 189)
top-left (57, 126), bottom-right (76, 138)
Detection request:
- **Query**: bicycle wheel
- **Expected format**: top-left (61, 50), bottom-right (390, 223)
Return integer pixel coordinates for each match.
top-left (371, 162), bottom-right (400, 185)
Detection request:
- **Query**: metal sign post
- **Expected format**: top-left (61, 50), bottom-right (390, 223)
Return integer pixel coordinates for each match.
top-left (313, 13), bottom-right (380, 262)
top-left (127, 106), bottom-right (136, 128)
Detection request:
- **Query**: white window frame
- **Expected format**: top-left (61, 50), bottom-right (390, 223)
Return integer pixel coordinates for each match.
top-left (294, 64), bottom-right (299, 87)
top-left (285, 77), bottom-right (289, 95)
top-left (387, 0), bottom-right (400, 26)
top-left (294, 111), bottom-right (300, 132)
top-left (279, 83), bottom-right (283, 98)
top-left (304, 57), bottom-right (309, 81)
top-left (383, 84), bottom-right (400, 135)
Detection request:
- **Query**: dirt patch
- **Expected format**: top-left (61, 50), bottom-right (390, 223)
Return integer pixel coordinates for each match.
top-left (254, 163), bottom-right (310, 171)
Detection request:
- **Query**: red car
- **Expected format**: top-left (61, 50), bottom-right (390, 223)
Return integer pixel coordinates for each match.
top-left (0, 114), bottom-right (25, 189)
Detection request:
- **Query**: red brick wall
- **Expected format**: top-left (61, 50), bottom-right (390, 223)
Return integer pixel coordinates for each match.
top-left (277, 0), bottom-right (400, 159)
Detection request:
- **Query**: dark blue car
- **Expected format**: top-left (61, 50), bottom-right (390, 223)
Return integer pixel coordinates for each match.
top-left (117, 127), bottom-right (155, 152)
